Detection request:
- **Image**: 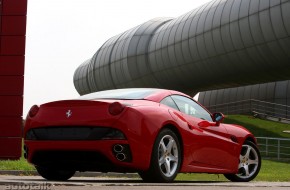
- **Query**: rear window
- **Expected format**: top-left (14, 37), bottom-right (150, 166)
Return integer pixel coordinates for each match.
top-left (78, 88), bottom-right (161, 100)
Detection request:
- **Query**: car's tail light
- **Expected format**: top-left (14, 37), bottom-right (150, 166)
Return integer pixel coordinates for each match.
top-left (109, 102), bottom-right (125, 115)
top-left (28, 105), bottom-right (39, 117)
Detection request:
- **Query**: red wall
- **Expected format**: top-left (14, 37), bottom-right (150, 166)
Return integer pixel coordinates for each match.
top-left (0, 0), bottom-right (27, 159)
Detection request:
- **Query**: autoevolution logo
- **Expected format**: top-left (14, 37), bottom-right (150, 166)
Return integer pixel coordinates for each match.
top-left (66, 109), bottom-right (72, 118)
top-left (5, 183), bottom-right (52, 190)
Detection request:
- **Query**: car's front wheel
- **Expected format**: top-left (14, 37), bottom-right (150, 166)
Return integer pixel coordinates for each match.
top-left (139, 128), bottom-right (181, 183)
top-left (36, 166), bottom-right (75, 181)
top-left (224, 140), bottom-right (261, 182)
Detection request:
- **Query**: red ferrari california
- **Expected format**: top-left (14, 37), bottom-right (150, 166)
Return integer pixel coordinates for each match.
top-left (24, 88), bottom-right (261, 182)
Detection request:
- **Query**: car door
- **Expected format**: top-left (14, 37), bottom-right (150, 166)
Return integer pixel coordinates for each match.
top-left (170, 95), bottom-right (238, 170)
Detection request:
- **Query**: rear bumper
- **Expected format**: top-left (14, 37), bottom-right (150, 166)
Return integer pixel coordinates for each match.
top-left (24, 139), bottom-right (147, 172)
top-left (23, 108), bottom-right (159, 172)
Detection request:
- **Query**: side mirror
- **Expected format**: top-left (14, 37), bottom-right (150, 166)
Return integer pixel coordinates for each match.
top-left (213, 112), bottom-right (224, 126)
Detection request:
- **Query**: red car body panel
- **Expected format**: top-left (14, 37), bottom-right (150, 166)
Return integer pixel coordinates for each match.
top-left (24, 89), bottom-right (256, 174)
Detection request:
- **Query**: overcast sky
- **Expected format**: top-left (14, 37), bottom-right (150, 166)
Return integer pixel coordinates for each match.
top-left (24, 0), bottom-right (212, 115)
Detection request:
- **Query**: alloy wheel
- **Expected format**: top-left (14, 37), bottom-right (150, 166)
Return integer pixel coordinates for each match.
top-left (237, 144), bottom-right (259, 179)
top-left (158, 135), bottom-right (179, 177)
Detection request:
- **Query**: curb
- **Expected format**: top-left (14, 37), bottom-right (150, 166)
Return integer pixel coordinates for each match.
top-left (0, 170), bottom-right (139, 178)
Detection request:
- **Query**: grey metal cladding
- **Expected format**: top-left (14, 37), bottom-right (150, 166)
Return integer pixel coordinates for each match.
top-left (196, 9), bottom-right (208, 35)
top-left (287, 81), bottom-right (290, 99)
top-left (172, 14), bottom-right (186, 41)
top-left (229, 88), bottom-right (238, 102)
top-left (174, 43), bottom-right (184, 65)
top-left (221, 0), bottom-right (234, 25)
top-left (249, 14), bottom-right (265, 44)
top-left (212, 28), bottom-right (226, 54)
top-left (270, 5), bottom-right (288, 38)
top-left (216, 88), bottom-right (225, 103)
top-left (236, 86), bottom-right (245, 100)
top-left (239, 0), bottom-right (251, 18)
top-left (279, 38), bottom-right (290, 58)
top-left (236, 50), bottom-right (252, 71)
top-left (281, 0), bottom-right (290, 35)
top-left (148, 34), bottom-right (158, 52)
top-left (270, 0), bottom-right (281, 7)
top-left (239, 18), bottom-right (254, 47)
top-left (127, 36), bottom-right (139, 57)
top-left (188, 38), bottom-right (201, 62)
top-left (230, 0), bottom-right (242, 22)
top-left (168, 45), bottom-right (177, 67)
top-left (259, 0), bottom-right (270, 11)
top-left (198, 91), bottom-right (206, 104)
top-left (230, 21), bottom-right (244, 49)
top-left (266, 82), bottom-right (276, 100)
top-left (212, 0), bottom-right (227, 28)
top-left (74, 0), bottom-right (290, 96)
top-left (181, 40), bottom-right (192, 63)
top-left (156, 29), bottom-right (166, 50)
top-left (199, 79), bottom-right (290, 118)
top-left (245, 47), bottom-right (264, 67)
top-left (188, 16), bottom-right (199, 39)
top-left (268, 41), bottom-right (288, 65)
top-left (203, 91), bottom-right (211, 106)
top-left (194, 35), bottom-right (205, 60)
top-left (223, 89), bottom-right (231, 103)
top-left (204, 31), bottom-right (216, 57)
top-left (275, 80), bottom-right (288, 99)
top-left (259, 9), bottom-right (276, 42)
top-left (204, 4), bottom-right (216, 32)
top-left (251, 84), bottom-right (259, 98)
top-left (168, 23), bottom-right (178, 46)
top-left (221, 24), bottom-right (235, 52)
top-left (73, 59), bottom-right (91, 95)
top-left (249, 0), bottom-right (260, 15)
top-left (259, 83), bottom-right (267, 100)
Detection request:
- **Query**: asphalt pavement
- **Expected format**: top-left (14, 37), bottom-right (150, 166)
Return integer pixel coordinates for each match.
top-left (0, 175), bottom-right (290, 190)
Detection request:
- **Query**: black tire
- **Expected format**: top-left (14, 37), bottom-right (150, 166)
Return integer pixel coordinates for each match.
top-left (224, 140), bottom-right (261, 182)
top-left (36, 166), bottom-right (75, 181)
top-left (139, 128), bottom-right (181, 183)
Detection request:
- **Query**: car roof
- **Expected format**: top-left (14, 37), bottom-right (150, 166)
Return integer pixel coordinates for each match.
top-left (144, 89), bottom-right (191, 102)
top-left (79, 88), bottom-right (191, 103)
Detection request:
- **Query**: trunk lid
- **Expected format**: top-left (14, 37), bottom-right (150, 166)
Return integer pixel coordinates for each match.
top-left (29, 100), bottom-right (121, 127)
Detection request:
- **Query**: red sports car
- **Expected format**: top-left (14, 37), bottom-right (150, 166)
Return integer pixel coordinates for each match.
top-left (24, 88), bottom-right (261, 182)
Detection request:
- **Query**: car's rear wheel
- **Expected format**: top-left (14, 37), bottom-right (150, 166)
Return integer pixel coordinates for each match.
top-left (36, 166), bottom-right (75, 181)
top-left (139, 128), bottom-right (181, 183)
top-left (224, 140), bottom-right (261, 182)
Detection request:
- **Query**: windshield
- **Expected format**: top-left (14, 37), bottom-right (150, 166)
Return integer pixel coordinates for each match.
top-left (78, 88), bottom-right (161, 100)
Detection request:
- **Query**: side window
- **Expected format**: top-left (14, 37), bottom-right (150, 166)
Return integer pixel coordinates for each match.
top-left (171, 95), bottom-right (213, 122)
top-left (160, 96), bottom-right (179, 111)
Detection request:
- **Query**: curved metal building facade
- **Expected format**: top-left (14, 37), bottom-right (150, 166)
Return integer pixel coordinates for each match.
top-left (74, 0), bottom-right (290, 95)
top-left (198, 80), bottom-right (290, 118)
top-left (199, 80), bottom-right (290, 107)
top-left (74, 18), bottom-right (172, 95)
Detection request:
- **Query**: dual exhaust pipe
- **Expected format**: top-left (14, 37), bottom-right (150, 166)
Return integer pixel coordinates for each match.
top-left (113, 144), bottom-right (130, 162)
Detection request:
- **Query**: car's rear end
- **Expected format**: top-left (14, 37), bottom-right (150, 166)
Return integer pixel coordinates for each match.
top-left (24, 99), bottom-right (144, 174)
top-left (23, 88), bottom-right (181, 181)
